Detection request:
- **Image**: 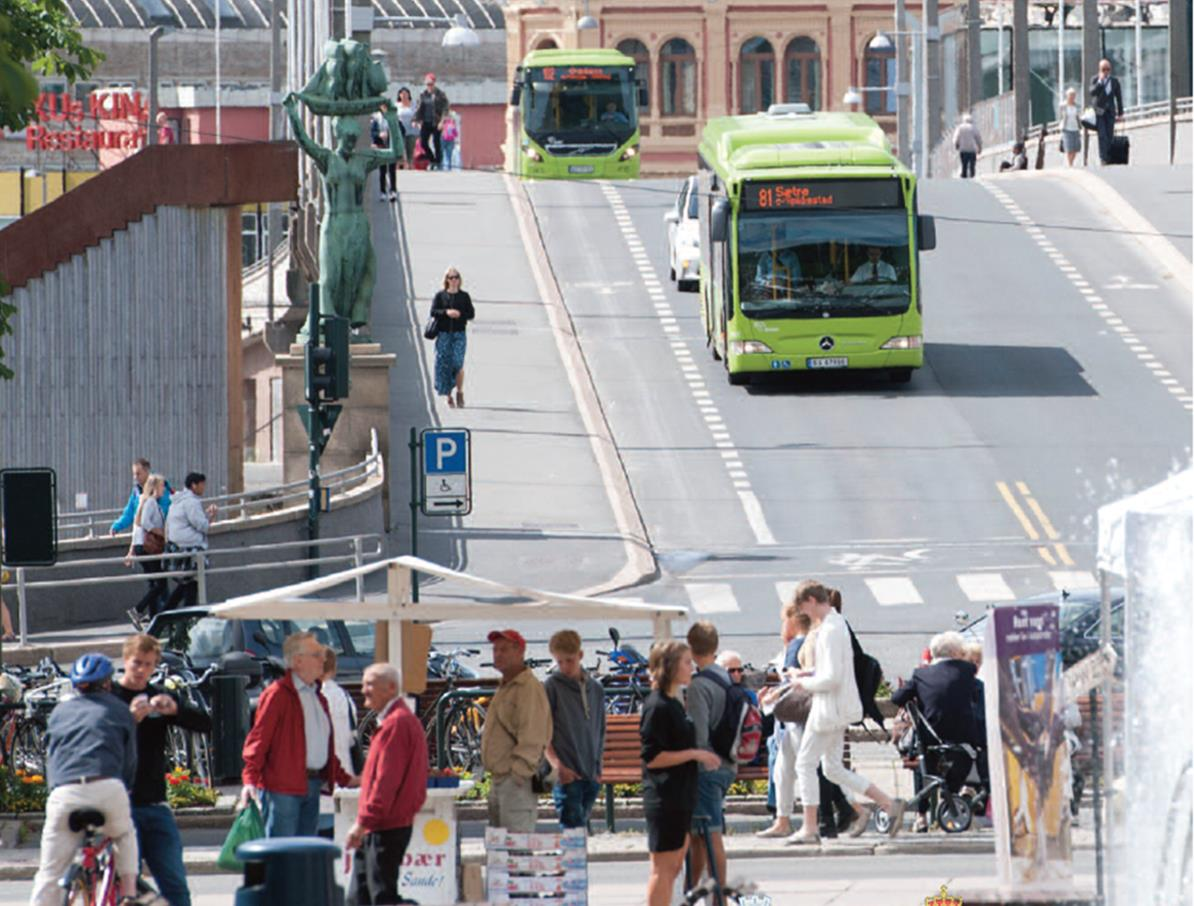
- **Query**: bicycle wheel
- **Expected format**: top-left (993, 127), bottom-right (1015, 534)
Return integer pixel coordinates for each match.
top-left (10, 717), bottom-right (47, 776)
top-left (59, 865), bottom-right (95, 906)
top-left (187, 731), bottom-right (213, 787)
top-left (444, 704), bottom-right (484, 775)
top-left (165, 725), bottom-right (190, 773)
top-left (936, 793), bottom-right (973, 834)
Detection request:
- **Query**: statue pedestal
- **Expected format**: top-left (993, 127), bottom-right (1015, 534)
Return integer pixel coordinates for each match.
top-left (278, 343), bottom-right (396, 521)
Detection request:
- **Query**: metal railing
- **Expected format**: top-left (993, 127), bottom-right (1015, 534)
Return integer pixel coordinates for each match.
top-left (931, 96), bottom-right (1192, 177)
top-left (57, 430), bottom-right (383, 542)
top-left (5, 533), bottom-right (383, 647)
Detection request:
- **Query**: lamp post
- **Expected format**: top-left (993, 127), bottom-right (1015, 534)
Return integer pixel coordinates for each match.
top-left (859, 26), bottom-right (925, 175)
top-left (374, 13), bottom-right (481, 48)
top-left (577, 0), bottom-right (599, 33)
top-left (147, 26), bottom-right (168, 146)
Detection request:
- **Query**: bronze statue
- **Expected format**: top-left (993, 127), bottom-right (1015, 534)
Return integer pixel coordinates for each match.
top-left (286, 39), bottom-right (400, 339)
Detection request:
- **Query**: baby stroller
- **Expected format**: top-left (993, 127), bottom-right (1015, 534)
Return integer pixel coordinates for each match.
top-left (884, 700), bottom-right (986, 834)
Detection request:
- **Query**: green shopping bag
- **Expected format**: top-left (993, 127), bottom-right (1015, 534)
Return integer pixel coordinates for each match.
top-left (217, 798), bottom-right (265, 872)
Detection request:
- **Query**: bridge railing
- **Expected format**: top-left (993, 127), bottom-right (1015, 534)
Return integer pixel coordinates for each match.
top-left (58, 430), bottom-right (383, 542)
top-left (5, 533), bottom-right (384, 647)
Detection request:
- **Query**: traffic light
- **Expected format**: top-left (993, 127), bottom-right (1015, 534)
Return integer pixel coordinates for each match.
top-left (305, 314), bottom-right (350, 402)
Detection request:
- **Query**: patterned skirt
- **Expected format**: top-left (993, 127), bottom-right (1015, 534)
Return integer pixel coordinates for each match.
top-left (434, 330), bottom-right (468, 396)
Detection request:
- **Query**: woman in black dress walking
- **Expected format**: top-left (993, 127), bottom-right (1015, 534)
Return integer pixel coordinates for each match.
top-left (430, 267), bottom-right (475, 407)
top-left (640, 640), bottom-right (721, 906)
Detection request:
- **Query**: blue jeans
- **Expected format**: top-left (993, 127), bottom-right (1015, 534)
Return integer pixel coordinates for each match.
top-left (262, 778), bottom-right (322, 837)
top-left (766, 732), bottom-right (779, 811)
top-left (131, 803), bottom-right (190, 906)
top-left (692, 765), bottom-right (734, 833)
top-left (551, 779), bottom-right (600, 829)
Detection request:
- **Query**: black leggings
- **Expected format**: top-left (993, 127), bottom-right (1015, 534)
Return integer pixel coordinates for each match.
top-left (378, 162), bottom-right (396, 194)
top-left (420, 122), bottom-right (442, 169)
top-left (132, 545), bottom-right (168, 618)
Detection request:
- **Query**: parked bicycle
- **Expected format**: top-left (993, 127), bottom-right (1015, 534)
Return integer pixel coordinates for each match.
top-left (595, 627), bottom-right (651, 714)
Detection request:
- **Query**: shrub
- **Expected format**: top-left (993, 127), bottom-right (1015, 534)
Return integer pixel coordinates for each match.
top-left (165, 767), bottom-right (218, 809)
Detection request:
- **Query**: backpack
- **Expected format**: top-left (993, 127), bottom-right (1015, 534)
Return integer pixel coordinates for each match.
top-left (696, 669), bottom-right (763, 765)
top-left (846, 622), bottom-right (886, 728)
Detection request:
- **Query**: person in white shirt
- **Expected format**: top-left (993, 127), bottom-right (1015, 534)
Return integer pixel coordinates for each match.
top-left (318, 647), bottom-right (357, 836)
top-left (785, 580), bottom-right (905, 845)
top-left (849, 247), bottom-right (898, 284)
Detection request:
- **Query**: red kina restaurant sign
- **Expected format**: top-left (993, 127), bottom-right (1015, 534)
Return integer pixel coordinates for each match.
top-left (25, 90), bottom-right (149, 151)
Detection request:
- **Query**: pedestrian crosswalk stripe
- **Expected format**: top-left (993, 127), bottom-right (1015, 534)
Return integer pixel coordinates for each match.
top-left (864, 576), bottom-right (924, 606)
top-left (1049, 570), bottom-right (1098, 591)
top-left (956, 573), bottom-right (1016, 603)
top-left (685, 584), bottom-right (740, 614)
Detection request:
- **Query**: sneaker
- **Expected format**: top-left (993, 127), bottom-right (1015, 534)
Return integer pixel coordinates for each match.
top-left (389, 191), bottom-right (397, 201)
top-left (127, 608), bottom-right (144, 630)
top-left (913, 815), bottom-right (930, 834)
top-left (885, 799), bottom-right (906, 837)
top-left (378, 193), bottom-right (387, 201)
top-left (784, 831), bottom-right (821, 846)
top-left (846, 807), bottom-right (870, 838)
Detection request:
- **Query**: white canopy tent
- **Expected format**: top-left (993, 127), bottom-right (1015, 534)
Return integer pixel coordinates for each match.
top-left (209, 555), bottom-right (688, 691)
top-left (1096, 468), bottom-right (1193, 577)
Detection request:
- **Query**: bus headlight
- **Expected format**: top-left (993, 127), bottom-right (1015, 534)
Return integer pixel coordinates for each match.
top-left (619, 145), bottom-right (639, 161)
top-left (526, 147), bottom-right (543, 162)
top-left (730, 340), bottom-right (773, 355)
top-left (880, 335), bottom-right (923, 350)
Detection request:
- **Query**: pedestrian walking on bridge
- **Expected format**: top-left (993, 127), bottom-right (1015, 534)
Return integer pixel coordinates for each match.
top-left (430, 267), bottom-right (475, 408)
top-left (952, 114), bottom-right (982, 178)
top-left (1089, 59), bottom-right (1124, 164)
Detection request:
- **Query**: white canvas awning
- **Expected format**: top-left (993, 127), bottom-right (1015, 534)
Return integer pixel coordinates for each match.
top-left (1096, 469), bottom-right (1194, 576)
top-left (209, 556), bottom-right (687, 689)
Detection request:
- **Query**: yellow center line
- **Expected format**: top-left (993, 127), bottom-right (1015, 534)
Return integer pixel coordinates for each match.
top-left (1053, 543), bottom-right (1076, 566)
top-left (1038, 546), bottom-right (1058, 566)
top-left (1022, 495), bottom-right (1061, 541)
top-left (997, 481), bottom-right (1040, 541)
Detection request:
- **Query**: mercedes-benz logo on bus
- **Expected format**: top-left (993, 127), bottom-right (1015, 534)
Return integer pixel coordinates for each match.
top-left (818, 336), bottom-right (835, 351)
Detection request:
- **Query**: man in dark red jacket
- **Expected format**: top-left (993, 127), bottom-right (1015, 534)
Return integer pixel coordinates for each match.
top-left (346, 663), bottom-right (428, 905)
top-left (240, 632), bottom-right (354, 837)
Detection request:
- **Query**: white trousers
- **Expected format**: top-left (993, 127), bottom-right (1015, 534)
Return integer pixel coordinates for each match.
top-left (30, 778), bottom-right (138, 906)
top-left (773, 722), bottom-right (803, 818)
top-left (795, 726), bottom-right (871, 808)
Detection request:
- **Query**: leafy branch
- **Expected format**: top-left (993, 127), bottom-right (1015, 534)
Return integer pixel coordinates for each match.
top-left (0, 276), bottom-right (14, 381)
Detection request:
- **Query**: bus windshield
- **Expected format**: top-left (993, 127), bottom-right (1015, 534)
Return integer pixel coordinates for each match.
top-left (737, 210), bottom-right (912, 319)
top-left (524, 66), bottom-right (636, 148)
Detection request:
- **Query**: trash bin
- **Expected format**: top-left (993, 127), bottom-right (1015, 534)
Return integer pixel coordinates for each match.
top-left (234, 837), bottom-right (344, 906)
top-left (210, 651), bottom-right (257, 782)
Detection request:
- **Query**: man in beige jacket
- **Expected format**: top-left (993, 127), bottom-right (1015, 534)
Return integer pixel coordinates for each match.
top-left (481, 629), bottom-right (552, 832)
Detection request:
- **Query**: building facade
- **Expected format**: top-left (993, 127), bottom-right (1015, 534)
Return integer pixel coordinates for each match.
top-left (503, 0), bottom-right (919, 170)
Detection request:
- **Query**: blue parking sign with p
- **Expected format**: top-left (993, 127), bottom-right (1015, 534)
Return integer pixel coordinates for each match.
top-left (424, 429), bottom-right (468, 474)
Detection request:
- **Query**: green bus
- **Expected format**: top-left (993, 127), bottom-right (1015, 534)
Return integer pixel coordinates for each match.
top-left (697, 105), bottom-right (936, 385)
top-left (509, 49), bottom-right (644, 179)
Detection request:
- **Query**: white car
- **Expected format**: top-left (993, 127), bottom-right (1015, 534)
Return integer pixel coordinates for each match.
top-left (665, 175), bottom-right (700, 292)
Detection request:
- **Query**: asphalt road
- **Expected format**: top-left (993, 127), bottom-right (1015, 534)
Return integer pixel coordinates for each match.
top-left (0, 852), bottom-right (1099, 905)
top-left (521, 169), bottom-right (1191, 671)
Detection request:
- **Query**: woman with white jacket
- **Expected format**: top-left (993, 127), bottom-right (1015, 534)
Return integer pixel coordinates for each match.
top-left (786, 580), bottom-right (905, 844)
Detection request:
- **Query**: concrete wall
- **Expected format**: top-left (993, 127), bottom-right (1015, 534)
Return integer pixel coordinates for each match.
top-left (1, 482), bottom-right (386, 633)
top-left (0, 205), bottom-right (231, 512)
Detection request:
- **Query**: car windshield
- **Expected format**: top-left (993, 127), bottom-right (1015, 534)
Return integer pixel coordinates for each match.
top-left (151, 615), bottom-right (232, 668)
top-left (525, 67), bottom-right (636, 145)
top-left (686, 181), bottom-right (699, 219)
top-left (737, 210), bottom-right (912, 319)
top-left (342, 621), bottom-right (376, 659)
top-left (254, 619), bottom-right (347, 654)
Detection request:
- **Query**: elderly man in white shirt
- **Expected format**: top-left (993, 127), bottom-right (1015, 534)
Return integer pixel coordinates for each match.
top-left (785, 580), bottom-right (905, 845)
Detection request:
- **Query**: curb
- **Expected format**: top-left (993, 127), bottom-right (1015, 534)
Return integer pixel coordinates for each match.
top-left (503, 173), bottom-right (659, 598)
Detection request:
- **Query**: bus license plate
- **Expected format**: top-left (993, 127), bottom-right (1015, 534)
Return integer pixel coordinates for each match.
top-left (806, 356), bottom-right (848, 369)
top-left (568, 165), bottom-right (595, 174)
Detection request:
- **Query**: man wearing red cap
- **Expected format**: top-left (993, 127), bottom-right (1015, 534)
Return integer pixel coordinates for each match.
top-left (480, 629), bottom-right (552, 831)
top-left (414, 72), bottom-right (449, 170)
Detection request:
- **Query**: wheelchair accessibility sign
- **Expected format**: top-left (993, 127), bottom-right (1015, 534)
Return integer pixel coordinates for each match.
top-left (421, 428), bottom-right (472, 516)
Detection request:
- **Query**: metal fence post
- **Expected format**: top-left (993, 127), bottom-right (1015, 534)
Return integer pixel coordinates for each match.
top-left (197, 555), bottom-right (208, 604)
top-left (16, 568), bottom-right (27, 647)
top-left (353, 536), bottom-right (364, 602)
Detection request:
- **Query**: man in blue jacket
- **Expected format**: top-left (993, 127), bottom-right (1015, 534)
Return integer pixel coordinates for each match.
top-left (109, 458), bottom-right (171, 535)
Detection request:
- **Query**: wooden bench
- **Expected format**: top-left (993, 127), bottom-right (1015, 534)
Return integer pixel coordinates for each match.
top-left (596, 714), bottom-right (769, 832)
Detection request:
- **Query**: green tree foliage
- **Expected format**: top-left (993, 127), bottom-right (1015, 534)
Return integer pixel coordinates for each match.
top-left (0, 277), bottom-right (14, 381)
top-left (0, 0), bottom-right (104, 132)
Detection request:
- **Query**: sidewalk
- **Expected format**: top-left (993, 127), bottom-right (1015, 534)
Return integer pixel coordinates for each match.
top-left (369, 169), bottom-right (654, 602)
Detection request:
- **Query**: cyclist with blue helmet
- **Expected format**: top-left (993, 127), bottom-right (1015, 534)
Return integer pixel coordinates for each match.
top-left (30, 653), bottom-right (140, 906)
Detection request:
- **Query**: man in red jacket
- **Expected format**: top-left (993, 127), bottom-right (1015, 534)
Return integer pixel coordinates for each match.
top-left (240, 632), bottom-right (355, 837)
top-left (345, 663), bottom-right (428, 906)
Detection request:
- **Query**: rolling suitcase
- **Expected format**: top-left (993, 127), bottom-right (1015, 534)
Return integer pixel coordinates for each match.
top-left (1108, 134), bottom-right (1130, 165)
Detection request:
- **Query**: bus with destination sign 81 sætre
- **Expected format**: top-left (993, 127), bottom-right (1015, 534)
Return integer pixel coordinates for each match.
top-left (697, 105), bottom-right (937, 385)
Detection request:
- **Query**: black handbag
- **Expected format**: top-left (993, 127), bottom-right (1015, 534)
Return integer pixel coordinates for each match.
top-left (423, 313), bottom-right (439, 340)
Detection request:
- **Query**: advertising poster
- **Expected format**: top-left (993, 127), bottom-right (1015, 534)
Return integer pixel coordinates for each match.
top-left (982, 603), bottom-right (1073, 887)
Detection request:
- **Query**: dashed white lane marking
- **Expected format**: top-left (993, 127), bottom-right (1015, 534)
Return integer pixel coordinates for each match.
top-left (1049, 570), bottom-right (1099, 590)
top-left (686, 583), bottom-right (741, 614)
top-left (604, 186), bottom-right (779, 548)
top-left (865, 576), bottom-right (925, 606)
top-left (957, 572), bottom-right (1017, 602)
top-left (983, 182), bottom-right (1192, 411)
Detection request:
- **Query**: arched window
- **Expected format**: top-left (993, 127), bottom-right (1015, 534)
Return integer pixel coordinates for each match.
top-left (534, 37), bottom-right (558, 50)
top-left (863, 39), bottom-right (896, 114)
top-left (784, 37), bottom-right (821, 110)
top-left (617, 39), bottom-right (650, 111)
top-left (739, 37), bottom-right (775, 113)
top-left (659, 38), bottom-right (696, 117)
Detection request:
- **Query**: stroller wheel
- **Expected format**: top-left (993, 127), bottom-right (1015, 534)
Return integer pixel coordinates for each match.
top-left (873, 808), bottom-right (892, 836)
top-left (936, 794), bottom-right (973, 834)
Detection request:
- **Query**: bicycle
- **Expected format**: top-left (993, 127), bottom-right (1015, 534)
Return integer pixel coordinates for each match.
top-left (59, 807), bottom-right (121, 905)
top-left (152, 662), bottom-right (217, 787)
